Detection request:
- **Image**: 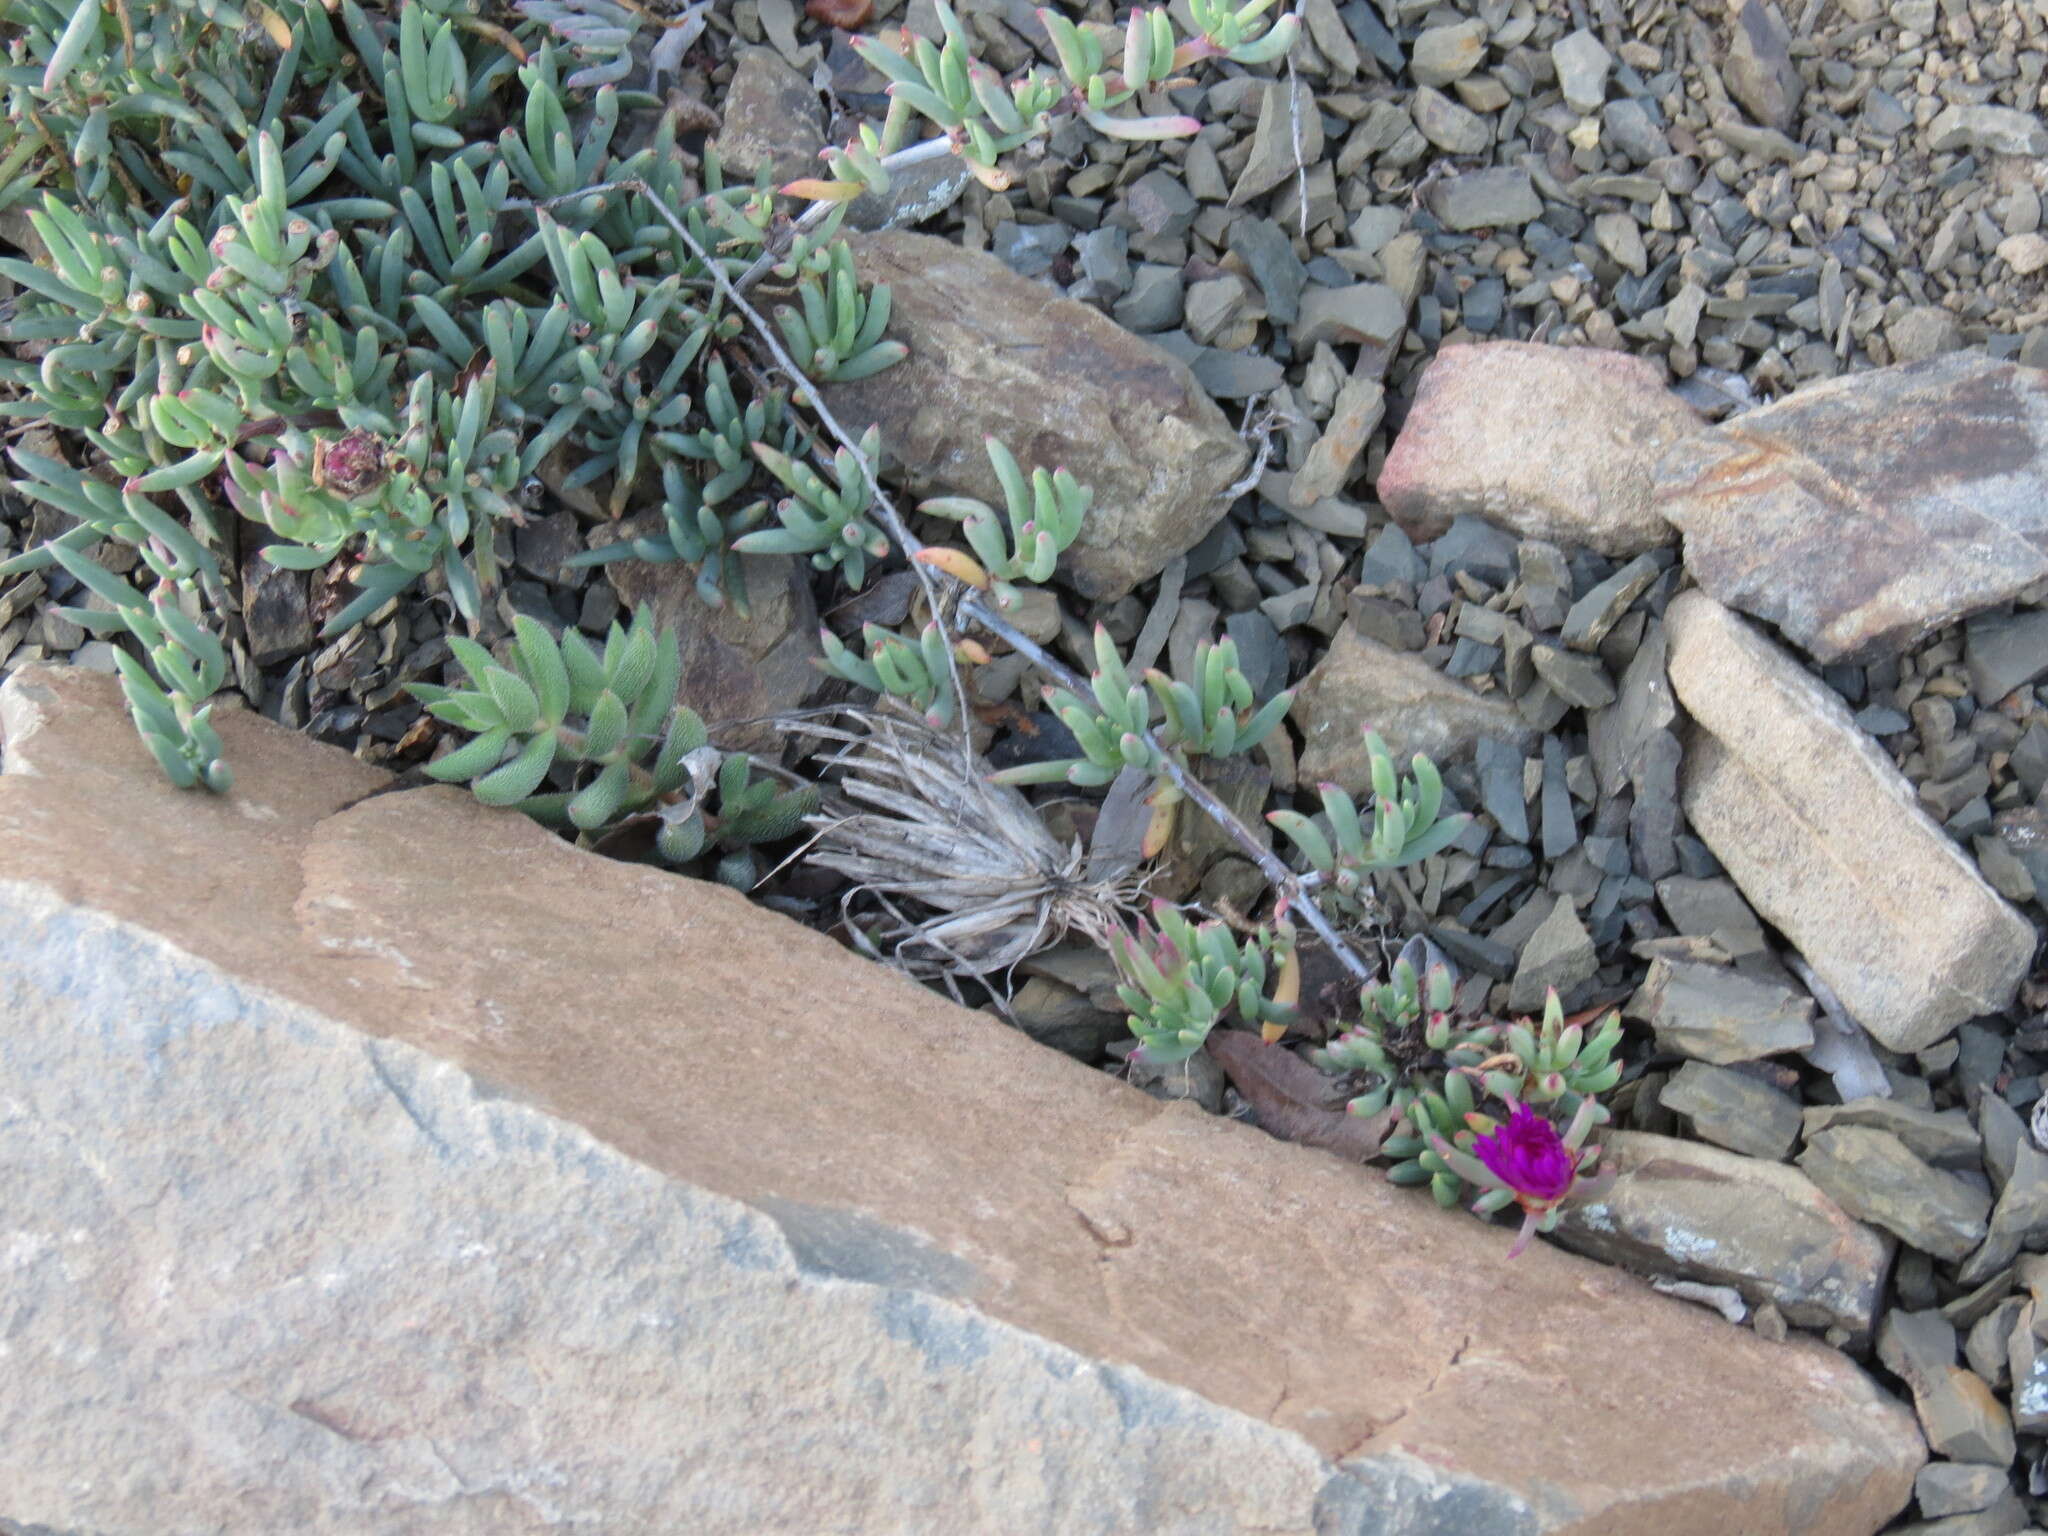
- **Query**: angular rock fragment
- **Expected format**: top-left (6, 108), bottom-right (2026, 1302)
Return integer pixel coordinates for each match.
top-left (1886, 306), bottom-right (1964, 367)
top-left (1723, 0), bottom-right (1802, 130)
top-left (847, 148), bottom-right (971, 233)
top-left (1408, 19), bottom-right (1487, 86)
top-left (603, 550), bottom-right (820, 752)
top-left (1629, 956), bottom-right (1815, 1065)
top-left (1800, 1127), bottom-right (1992, 1263)
top-left (1893, 1492), bottom-right (2030, 1534)
top-left (1915, 1462), bottom-right (2015, 1519)
top-left (1508, 899), bottom-right (1597, 1013)
top-left (1926, 103), bottom-right (2048, 157)
top-left (1409, 85), bottom-right (1489, 154)
top-left (1551, 29), bottom-right (1612, 113)
top-left (1660, 1061), bottom-right (1804, 1160)
top-left (1294, 283), bottom-right (1406, 352)
top-left (1964, 607), bottom-right (2048, 705)
top-left (1009, 976), bottom-right (1127, 1060)
top-left (827, 233), bottom-right (1247, 601)
top-left (1531, 644), bottom-right (1616, 709)
top-left (1290, 623), bottom-right (1534, 789)
top-left (713, 47), bottom-right (825, 185)
top-left (239, 553), bottom-right (313, 668)
top-left (1425, 168), bottom-right (1543, 232)
top-left (1666, 592), bottom-right (2036, 1051)
top-left (2008, 1307), bottom-right (2048, 1435)
top-left (1657, 356), bottom-right (2048, 663)
top-left (1966, 1298), bottom-right (2025, 1386)
top-left (1376, 342), bottom-right (1701, 557)
top-left (1232, 78), bottom-right (1323, 204)
top-left (1879, 1309), bottom-right (2015, 1465)
top-left (1562, 553), bottom-right (1663, 652)
top-left (1802, 1100), bottom-right (1982, 1170)
top-left (1555, 1131), bottom-right (1894, 1339)
top-left (1477, 736), bottom-right (1530, 841)
top-left (1589, 621), bottom-right (1675, 797)
top-left (1289, 378), bottom-right (1384, 506)
top-left (1958, 1128), bottom-right (2048, 1285)
top-left (1654, 876), bottom-right (1767, 958)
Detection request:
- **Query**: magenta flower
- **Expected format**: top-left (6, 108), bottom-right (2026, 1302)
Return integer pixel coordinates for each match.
top-left (1472, 1101), bottom-right (1577, 1206)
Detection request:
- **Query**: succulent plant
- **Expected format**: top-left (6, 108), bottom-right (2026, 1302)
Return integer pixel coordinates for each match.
top-left (990, 623), bottom-right (1163, 789)
top-left (1039, 7), bottom-right (1201, 140)
top-left (1340, 973), bottom-right (1623, 1216)
top-left (410, 611), bottom-right (709, 845)
top-left (408, 611), bottom-right (819, 885)
top-left (734, 425), bottom-right (891, 588)
top-left (1145, 635), bottom-right (1295, 760)
top-left (772, 239), bottom-right (908, 384)
top-left (1486, 987), bottom-right (1626, 1113)
top-left (992, 625), bottom-right (1289, 790)
top-left (0, 444), bottom-right (222, 592)
top-left (1312, 953), bottom-right (1497, 1124)
top-left (818, 620), bottom-right (987, 730)
top-left (44, 545), bottom-right (233, 793)
top-left (1267, 733), bottom-right (1472, 923)
top-left (846, 0), bottom-right (1292, 195)
top-left (0, 0), bottom-right (915, 789)
top-left (513, 0), bottom-right (645, 91)
top-left (853, 1), bottom-right (1070, 188)
top-left (1426, 1097), bottom-right (1607, 1258)
top-left (700, 751), bottom-right (821, 891)
top-left (1112, 902), bottom-right (1298, 1067)
top-left (916, 436), bottom-right (1090, 613)
top-left (1184, 0), bottom-right (1302, 64)
top-left (226, 365), bottom-right (524, 634)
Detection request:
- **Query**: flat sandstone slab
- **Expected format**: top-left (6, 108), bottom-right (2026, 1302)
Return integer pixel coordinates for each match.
top-left (1665, 592), bottom-right (2035, 1051)
top-left (0, 666), bottom-right (1922, 1534)
top-left (1656, 354), bottom-right (2048, 663)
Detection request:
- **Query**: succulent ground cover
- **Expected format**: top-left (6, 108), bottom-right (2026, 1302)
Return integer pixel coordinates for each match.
top-left (0, 0), bottom-right (1624, 1230)
top-left (6, 1), bottom-right (2048, 1529)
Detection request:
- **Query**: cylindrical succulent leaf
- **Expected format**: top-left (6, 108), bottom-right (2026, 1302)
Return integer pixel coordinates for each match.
top-left (472, 732), bottom-right (557, 807)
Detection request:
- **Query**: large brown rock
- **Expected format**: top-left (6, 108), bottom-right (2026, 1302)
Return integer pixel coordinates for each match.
top-left (1290, 621), bottom-right (1536, 790)
top-left (1375, 341), bottom-right (1702, 557)
top-left (1554, 1131), bottom-right (1895, 1340)
top-left (1666, 591), bottom-right (2036, 1051)
top-left (1657, 354), bottom-right (2048, 662)
top-left (0, 664), bottom-right (1924, 1535)
top-left (824, 232), bottom-right (1247, 601)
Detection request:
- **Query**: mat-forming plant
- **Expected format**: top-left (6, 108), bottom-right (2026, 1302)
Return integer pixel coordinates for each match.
top-left (0, 0), bottom-right (1613, 1246)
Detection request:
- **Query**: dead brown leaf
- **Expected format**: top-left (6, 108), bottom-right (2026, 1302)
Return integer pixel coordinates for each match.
top-left (1207, 1029), bottom-right (1396, 1163)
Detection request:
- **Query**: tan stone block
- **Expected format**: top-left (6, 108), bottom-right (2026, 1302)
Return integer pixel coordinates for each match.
top-left (1666, 591), bottom-right (2036, 1050)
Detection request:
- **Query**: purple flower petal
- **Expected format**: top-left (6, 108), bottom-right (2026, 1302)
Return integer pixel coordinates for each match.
top-left (1472, 1101), bottom-right (1576, 1205)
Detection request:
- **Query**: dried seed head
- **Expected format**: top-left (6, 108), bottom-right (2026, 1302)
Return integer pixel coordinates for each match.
top-left (315, 428), bottom-right (387, 499)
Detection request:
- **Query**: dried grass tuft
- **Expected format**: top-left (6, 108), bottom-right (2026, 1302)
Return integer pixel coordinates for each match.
top-left (782, 706), bottom-right (1147, 989)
